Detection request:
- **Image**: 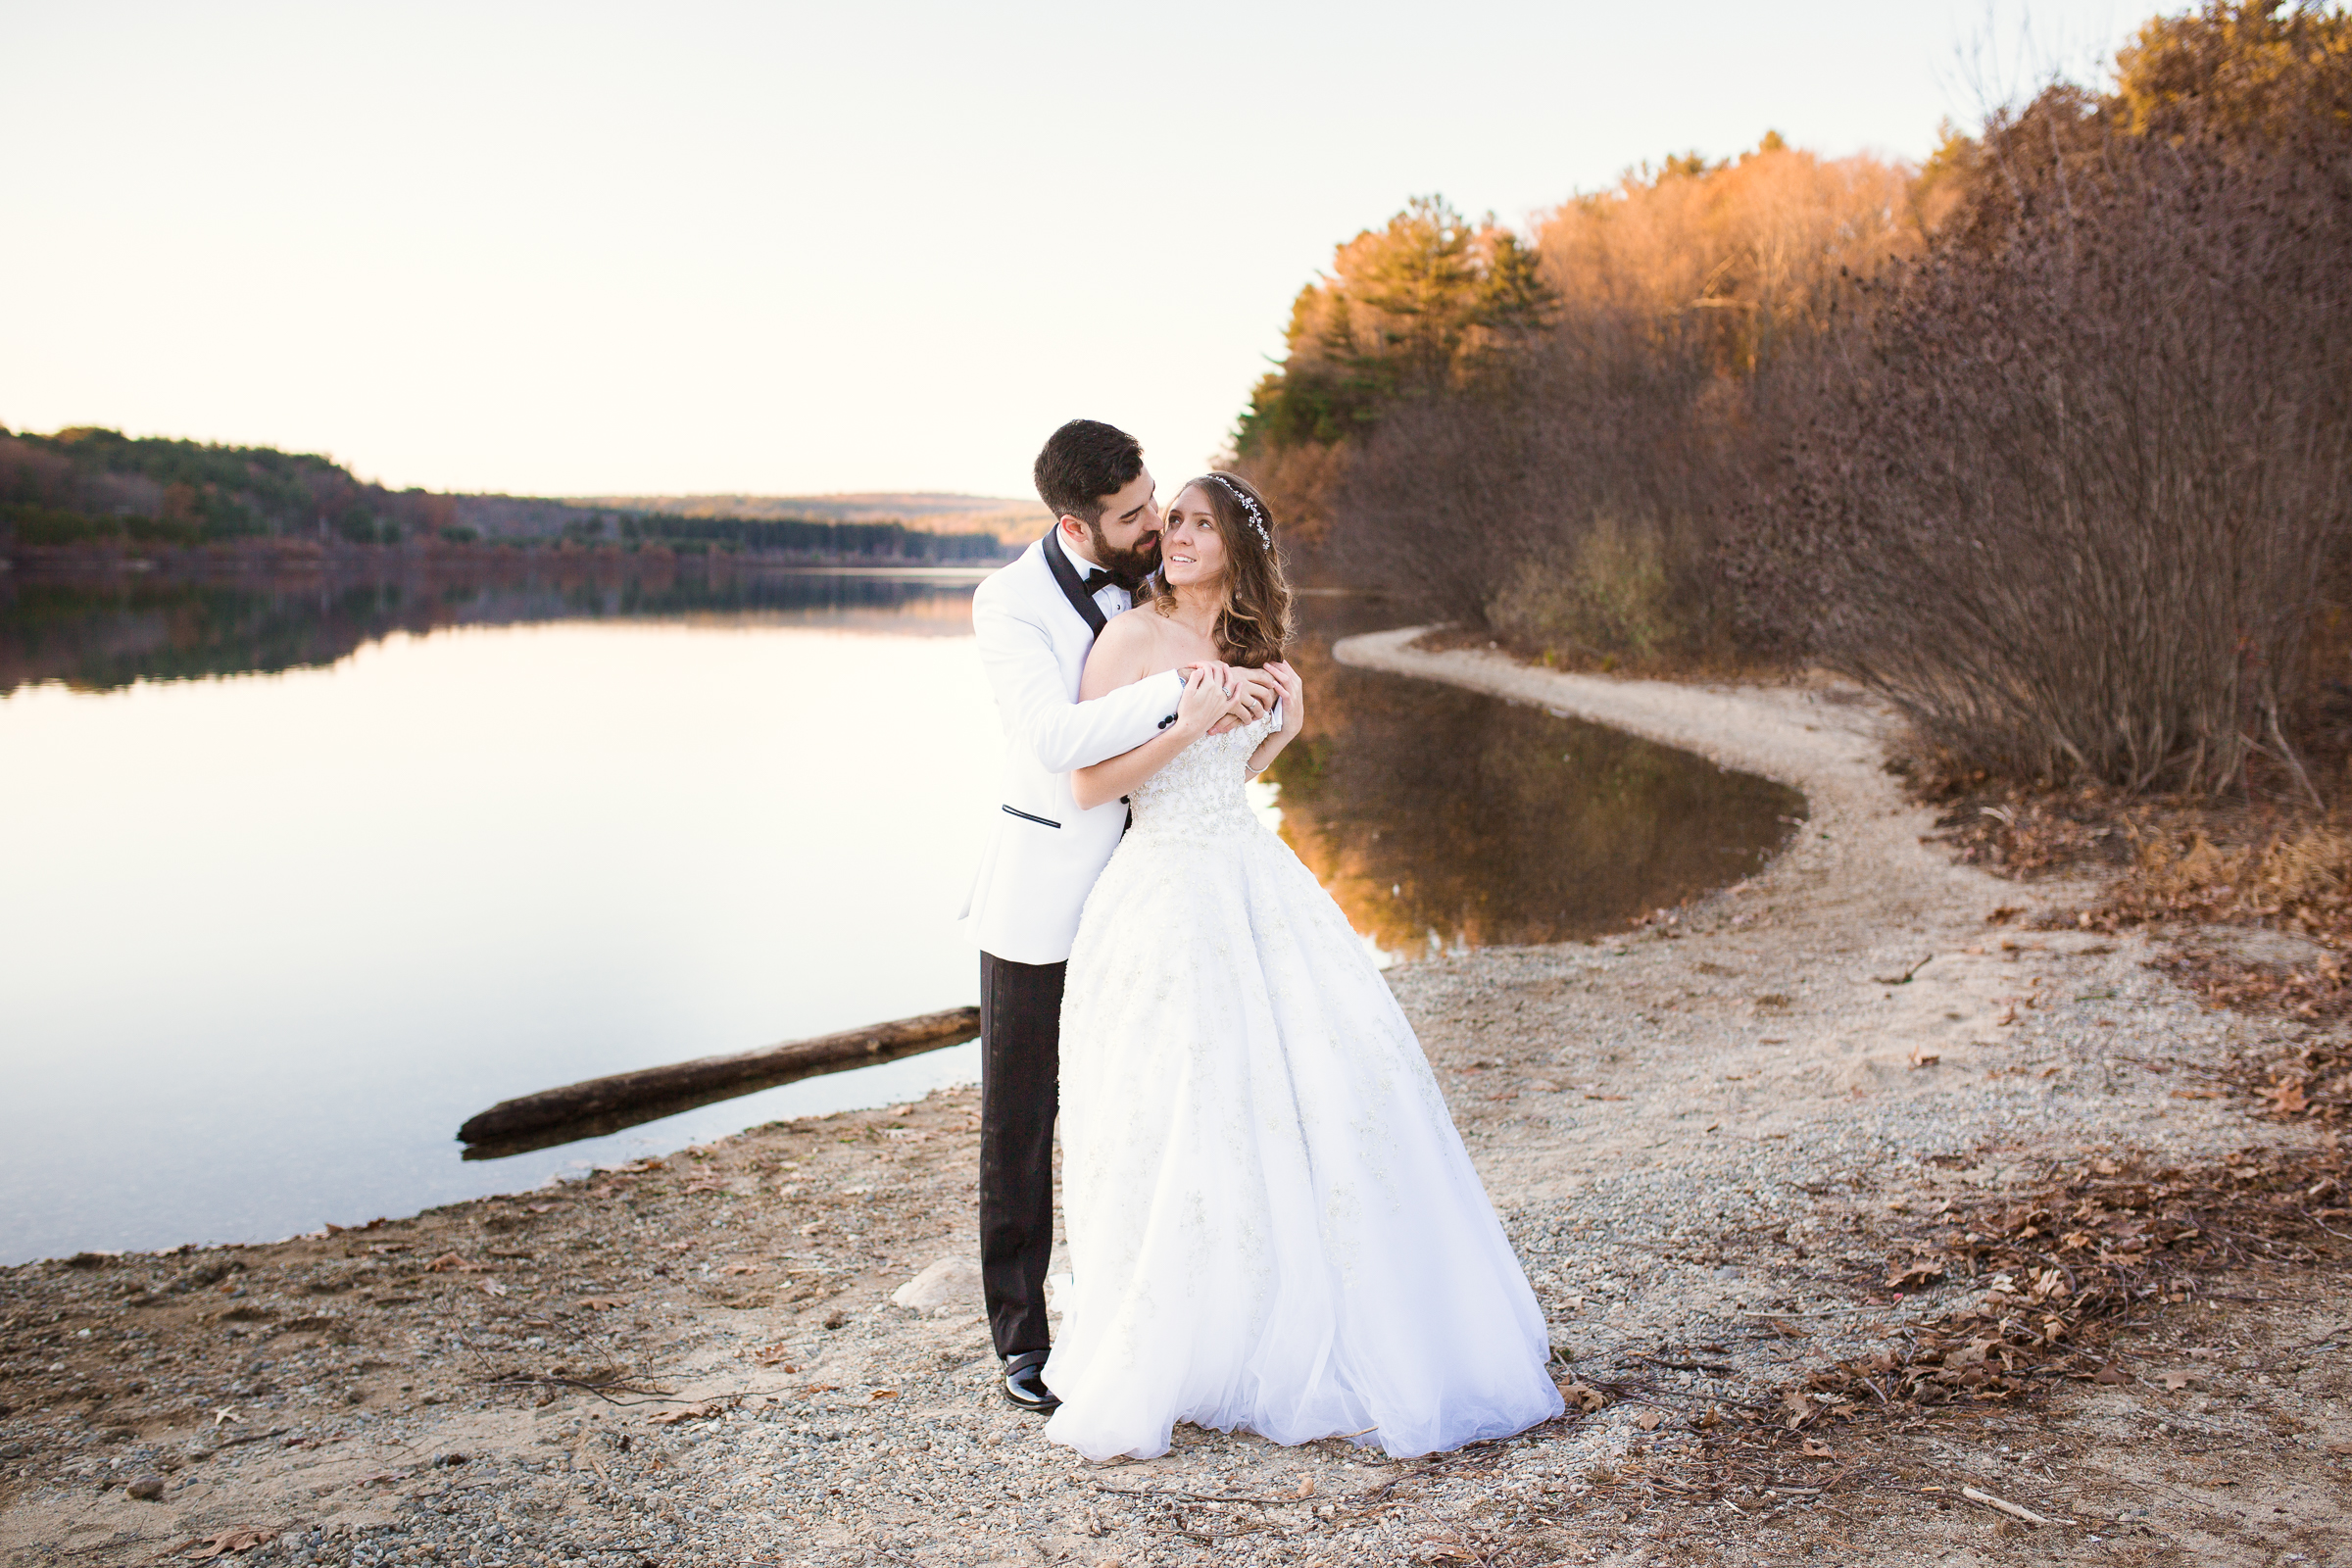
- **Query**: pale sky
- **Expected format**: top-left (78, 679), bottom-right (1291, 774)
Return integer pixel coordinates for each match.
top-left (4, 1), bottom-right (2140, 501)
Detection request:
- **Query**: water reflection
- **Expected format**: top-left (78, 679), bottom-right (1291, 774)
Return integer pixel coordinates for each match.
top-left (0, 560), bottom-right (985, 695)
top-left (1267, 597), bottom-right (1803, 956)
top-left (0, 575), bottom-right (1002, 1265)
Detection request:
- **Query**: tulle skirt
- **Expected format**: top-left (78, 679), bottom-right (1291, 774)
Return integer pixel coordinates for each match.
top-left (1042, 818), bottom-right (1563, 1461)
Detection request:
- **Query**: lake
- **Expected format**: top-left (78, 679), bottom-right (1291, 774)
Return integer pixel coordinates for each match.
top-left (0, 564), bottom-right (1800, 1263)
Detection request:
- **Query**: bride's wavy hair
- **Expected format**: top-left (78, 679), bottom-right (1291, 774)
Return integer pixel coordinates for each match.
top-left (1144, 471), bottom-right (1294, 667)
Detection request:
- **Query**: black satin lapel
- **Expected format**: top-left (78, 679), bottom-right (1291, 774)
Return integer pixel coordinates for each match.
top-left (1041, 529), bottom-right (1109, 639)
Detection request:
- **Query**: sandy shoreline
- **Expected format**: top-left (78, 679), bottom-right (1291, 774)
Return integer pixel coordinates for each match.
top-left (4, 631), bottom-right (2345, 1566)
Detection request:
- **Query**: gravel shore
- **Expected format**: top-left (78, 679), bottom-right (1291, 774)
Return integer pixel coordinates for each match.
top-left (5, 631), bottom-right (2346, 1567)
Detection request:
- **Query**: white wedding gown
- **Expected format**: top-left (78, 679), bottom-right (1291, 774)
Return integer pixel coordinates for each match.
top-left (1043, 711), bottom-right (1564, 1462)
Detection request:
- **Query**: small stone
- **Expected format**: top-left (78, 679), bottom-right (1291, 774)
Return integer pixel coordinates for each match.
top-left (126, 1473), bottom-right (167, 1500)
top-left (0, 1442), bottom-right (24, 1459)
top-left (889, 1256), bottom-right (983, 1313)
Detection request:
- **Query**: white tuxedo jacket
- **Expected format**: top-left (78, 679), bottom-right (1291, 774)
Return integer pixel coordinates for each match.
top-left (959, 531), bottom-right (1183, 965)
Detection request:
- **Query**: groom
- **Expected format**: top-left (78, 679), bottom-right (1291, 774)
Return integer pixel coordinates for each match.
top-left (961, 418), bottom-right (1279, 1411)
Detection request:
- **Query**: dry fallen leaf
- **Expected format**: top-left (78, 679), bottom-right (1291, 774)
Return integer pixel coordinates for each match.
top-left (1558, 1381), bottom-right (1606, 1412)
top-left (1908, 1046), bottom-right (1940, 1069)
top-left (178, 1527), bottom-right (274, 1559)
top-left (2158, 1370), bottom-right (2201, 1391)
top-left (1802, 1438), bottom-right (1835, 1458)
top-left (479, 1279), bottom-right (509, 1298)
top-left (1293, 1477), bottom-right (1317, 1498)
top-left (2261, 1080), bottom-right (2310, 1115)
top-left (576, 1297), bottom-right (627, 1311)
top-left (646, 1402), bottom-right (720, 1426)
top-left (720, 1262), bottom-right (761, 1276)
top-left (423, 1253), bottom-right (466, 1273)
top-left (750, 1343), bottom-right (795, 1367)
top-left (2093, 1362), bottom-right (2132, 1385)
top-left (1886, 1261), bottom-right (1944, 1291)
top-left (870, 1389), bottom-right (899, 1400)
top-left (1634, 1409), bottom-right (1662, 1432)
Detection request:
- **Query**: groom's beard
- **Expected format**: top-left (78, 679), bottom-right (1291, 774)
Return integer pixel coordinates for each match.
top-left (1089, 523), bottom-right (1161, 583)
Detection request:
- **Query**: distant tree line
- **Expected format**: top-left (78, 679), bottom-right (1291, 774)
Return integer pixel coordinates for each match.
top-left (0, 427), bottom-right (1004, 565)
top-left (618, 513), bottom-right (1003, 562)
top-left (1238, 1), bottom-right (2352, 798)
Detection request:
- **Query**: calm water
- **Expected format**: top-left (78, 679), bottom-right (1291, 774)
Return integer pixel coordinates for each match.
top-left (0, 566), bottom-right (1799, 1263)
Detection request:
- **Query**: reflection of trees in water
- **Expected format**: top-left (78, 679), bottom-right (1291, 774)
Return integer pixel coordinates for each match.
top-left (0, 564), bottom-right (982, 693)
top-left (7, 572), bottom-right (1798, 951)
top-left (1270, 599), bottom-right (1803, 953)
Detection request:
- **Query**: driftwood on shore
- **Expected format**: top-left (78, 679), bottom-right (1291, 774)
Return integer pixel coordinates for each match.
top-left (455, 1005), bottom-right (981, 1146)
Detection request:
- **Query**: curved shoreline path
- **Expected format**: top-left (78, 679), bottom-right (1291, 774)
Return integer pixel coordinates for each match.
top-left (1334, 623), bottom-right (1994, 936)
top-left (2, 631), bottom-right (2334, 1567)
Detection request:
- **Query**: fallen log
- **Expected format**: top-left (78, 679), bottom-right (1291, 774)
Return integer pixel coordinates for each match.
top-left (456, 1005), bottom-right (980, 1145)
top-left (456, 1021), bottom-right (978, 1160)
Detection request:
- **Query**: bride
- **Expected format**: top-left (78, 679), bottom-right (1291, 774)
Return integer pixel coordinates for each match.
top-left (1041, 471), bottom-right (1564, 1462)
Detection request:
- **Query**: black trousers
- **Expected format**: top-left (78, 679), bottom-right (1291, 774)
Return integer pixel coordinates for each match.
top-left (977, 950), bottom-right (1063, 1358)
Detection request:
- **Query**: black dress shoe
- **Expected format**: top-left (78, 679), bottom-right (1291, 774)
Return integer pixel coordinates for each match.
top-left (1002, 1349), bottom-right (1060, 1412)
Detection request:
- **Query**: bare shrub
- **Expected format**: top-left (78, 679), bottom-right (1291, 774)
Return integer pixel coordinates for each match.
top-left (1765, 99), bottom-right (2352, 796)
top-left (1335, 305), bottom-right (1740, 663)
top-left (1488, 514), bottom-right (1675, 665)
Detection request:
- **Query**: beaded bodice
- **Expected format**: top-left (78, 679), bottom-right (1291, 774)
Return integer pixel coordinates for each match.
top-left (1125, 712), bottom-right (1276, 842)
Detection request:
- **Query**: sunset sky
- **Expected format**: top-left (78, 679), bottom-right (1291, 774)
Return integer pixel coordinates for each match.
top-left (5, 1), bottom-right (2139, 501)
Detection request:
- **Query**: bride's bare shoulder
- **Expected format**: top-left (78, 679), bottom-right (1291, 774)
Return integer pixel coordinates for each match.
top-left (1094, 604), bottom-right (1167, 657)
top-left (1081, 604), bottom-right (1175, 695)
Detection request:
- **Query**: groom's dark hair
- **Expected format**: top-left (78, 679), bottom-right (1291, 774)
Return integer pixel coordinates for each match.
top-left (1034, 419), bottom-right (1145, 525)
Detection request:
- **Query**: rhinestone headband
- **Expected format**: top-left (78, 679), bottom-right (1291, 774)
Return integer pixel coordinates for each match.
top-left (1207, 474), bottom-right (1272, 547)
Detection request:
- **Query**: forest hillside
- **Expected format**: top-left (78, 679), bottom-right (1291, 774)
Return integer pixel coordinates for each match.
top-left (0, 428), bottom-right (1009, 564)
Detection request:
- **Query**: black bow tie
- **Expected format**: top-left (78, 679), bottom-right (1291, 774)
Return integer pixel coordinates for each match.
top-left (1081, 566), bottom-right (1138, 595)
